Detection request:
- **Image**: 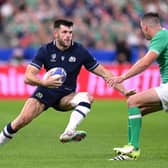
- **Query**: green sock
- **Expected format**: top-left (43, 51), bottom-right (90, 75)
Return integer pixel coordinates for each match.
top-left (128, 107), bottom-right (142, 150)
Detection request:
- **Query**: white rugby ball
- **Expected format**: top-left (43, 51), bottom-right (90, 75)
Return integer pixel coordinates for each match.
top-left (43, 67), bottom-right (67, 83)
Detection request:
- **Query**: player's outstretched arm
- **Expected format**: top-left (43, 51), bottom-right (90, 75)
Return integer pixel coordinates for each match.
top-left (108, 51), bottom-right (158, 88)
top-left (121, 51), bottom-right (158, 81)
top-left (91, 64), bottom-right (135, 96)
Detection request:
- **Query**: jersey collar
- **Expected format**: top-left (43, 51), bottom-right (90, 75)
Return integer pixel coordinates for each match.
top-left (53, 40), bottom-right (74, 50)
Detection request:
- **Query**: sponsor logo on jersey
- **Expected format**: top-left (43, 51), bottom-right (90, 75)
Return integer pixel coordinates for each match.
top-left (68, 56), bottom-right (76, 62)
top-left (50, 53), bottom-right (57, 62)
top-left (61, 56), bottom-right (65, 61)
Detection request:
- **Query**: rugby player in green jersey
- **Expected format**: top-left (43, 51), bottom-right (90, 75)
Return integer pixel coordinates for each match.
top-left (108, 12), bottom-right (168, 160)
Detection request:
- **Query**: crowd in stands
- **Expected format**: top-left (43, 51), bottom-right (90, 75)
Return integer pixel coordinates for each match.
top-left (0, 0), bottom-right (168, 64)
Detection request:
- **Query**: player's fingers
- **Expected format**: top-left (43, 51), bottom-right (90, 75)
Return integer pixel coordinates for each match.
top-left (125, 90), bottom-right (136, 97)
top-left (106, 79), bottom-right (114, 87)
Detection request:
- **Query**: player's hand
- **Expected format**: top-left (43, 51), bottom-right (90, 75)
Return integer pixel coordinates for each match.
top-left (107, 75), bottom-right (125, 87)
top-left (42, 73), bottom-right (63, 88)
top-left (123, 89), bottom-right (136, 97)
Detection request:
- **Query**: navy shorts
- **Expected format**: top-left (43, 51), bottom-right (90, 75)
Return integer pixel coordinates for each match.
top-left (31, 86), bottom-right (73, 111)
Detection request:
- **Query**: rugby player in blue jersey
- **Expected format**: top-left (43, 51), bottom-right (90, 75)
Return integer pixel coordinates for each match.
top-left (0, 19), bottom-right (133, 146)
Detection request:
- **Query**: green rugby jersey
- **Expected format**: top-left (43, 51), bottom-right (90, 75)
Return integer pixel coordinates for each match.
top-left (149, 29), bottom-right (168, 83)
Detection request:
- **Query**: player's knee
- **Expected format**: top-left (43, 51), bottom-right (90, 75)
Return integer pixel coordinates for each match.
top-left (127, 95), bottom-right (138, 107)
top-left (140, 107), bottom-right (148, 116)
top-left (70, 92), bottom-right (94, 107)
top-left (73, 93), bottom-right (92, 117)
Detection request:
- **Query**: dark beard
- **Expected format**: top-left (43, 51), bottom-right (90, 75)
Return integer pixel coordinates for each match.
top-left (58, 39), bottom-right (72, 50)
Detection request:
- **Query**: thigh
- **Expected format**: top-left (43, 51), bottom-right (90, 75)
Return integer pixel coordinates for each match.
top-left (140, 104), bottom-right (162, 116)
top-left (69, 92), bottom-right (93, 106)
top-left (12, 98), bottom-right (45, 129)
top-left (54, 92), bottom-right (93, 111)
top-left (53, 92), bottom-right (76, 111)
top-left (128, 88), bottom-right (162, 113)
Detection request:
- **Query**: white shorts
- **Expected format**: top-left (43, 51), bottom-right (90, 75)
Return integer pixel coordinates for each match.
top-left (155, 83), bottom-right (168, 111)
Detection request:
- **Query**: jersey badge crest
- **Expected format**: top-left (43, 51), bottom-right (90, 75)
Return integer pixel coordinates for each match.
top-left (68, 56), bottom-right (76, 62)
top-left (35, 92), bottom-right (43, 99)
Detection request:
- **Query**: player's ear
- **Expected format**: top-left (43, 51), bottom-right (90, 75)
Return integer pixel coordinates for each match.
top-left (53, 30), bottom-right (58, 38)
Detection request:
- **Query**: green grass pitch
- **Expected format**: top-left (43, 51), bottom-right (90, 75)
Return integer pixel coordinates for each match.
top-left (0, 99), bottom-right (168, 168)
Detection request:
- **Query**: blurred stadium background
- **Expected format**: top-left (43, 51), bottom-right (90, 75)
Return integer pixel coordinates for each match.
top-left (0, 1), bottom-right (168, 167)
top-left (0, 0), bottom-right (167, 99)
top-left (0, 0), bottom-right (168, 63)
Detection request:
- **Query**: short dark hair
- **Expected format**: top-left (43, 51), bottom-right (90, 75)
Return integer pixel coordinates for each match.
top-left (141, 12), bottom-right (160, 26)
top-left (54, 19), bottom-right (73, 28)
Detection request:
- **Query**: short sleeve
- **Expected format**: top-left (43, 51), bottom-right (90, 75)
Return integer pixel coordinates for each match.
top-left (149, 31), bottom-right (167, 55)
top-left (30, 47), bottom-right (45, 69)
top-left (82, 48), bottom-right (99, 71)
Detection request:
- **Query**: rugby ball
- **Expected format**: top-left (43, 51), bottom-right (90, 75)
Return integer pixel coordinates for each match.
top-left (43, 67), bottom-right (67, 83)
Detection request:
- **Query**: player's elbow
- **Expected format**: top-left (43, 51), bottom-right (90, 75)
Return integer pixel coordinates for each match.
top-left (24, 77), bottom-right (29, 84)
top-left (24, 75), bottom-right (31, 84)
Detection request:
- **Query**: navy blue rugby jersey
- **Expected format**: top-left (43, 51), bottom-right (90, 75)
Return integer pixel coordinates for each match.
top-left (30, 41), bottom-right (99, 91)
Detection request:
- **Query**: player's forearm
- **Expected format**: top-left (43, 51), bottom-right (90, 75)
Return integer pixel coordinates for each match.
top-left (24, 75), bottom-right (44, 86)
top-left (24, 64), bottom-right (45, 86)
top-left (122, 59), bottom-right (150, 80)
top-left (92, 64), bottom-right (112, 80)
top-left (123, 51), bottom-right (157, 80)
top-left (93, 64), bottom-right (127, 95)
